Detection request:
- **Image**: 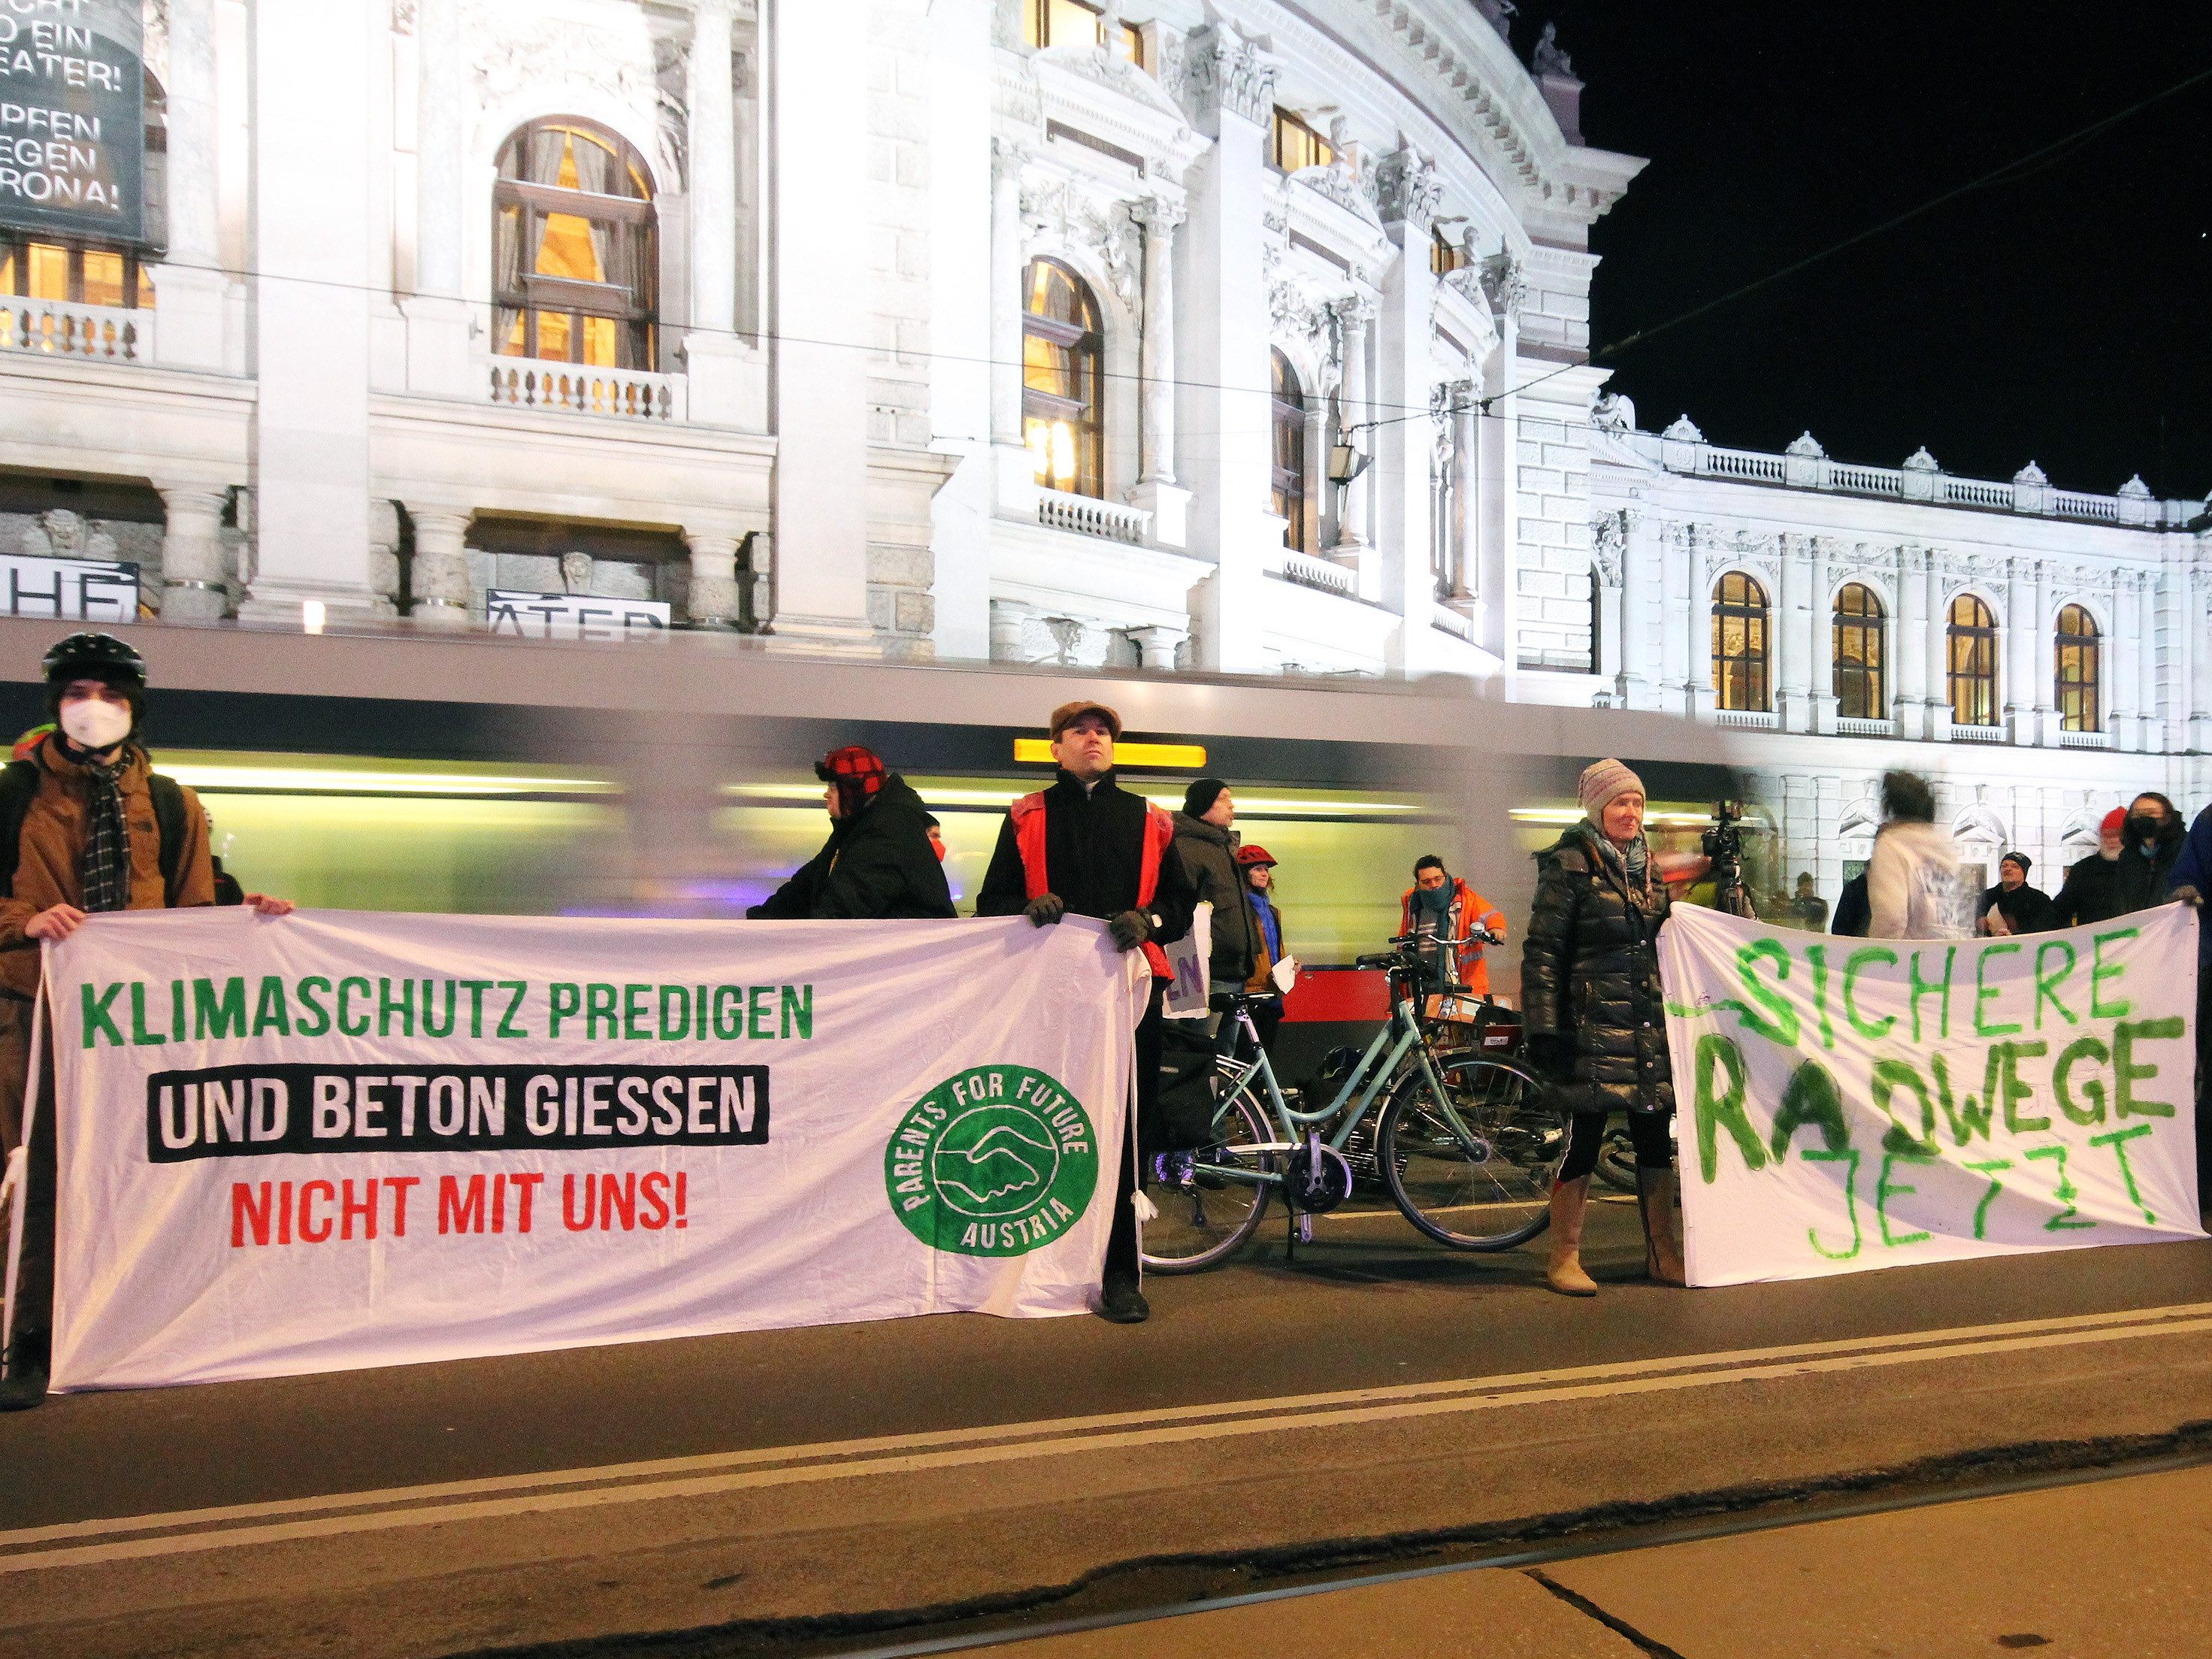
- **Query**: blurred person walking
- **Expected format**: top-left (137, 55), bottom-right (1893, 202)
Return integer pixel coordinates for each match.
top-left (1170, 779), bottom-right (1267, 1013)
top-left (746, 746), bottom-right (953, 921)
top-left (976, 701), bottom-right (1196, 1324)
top-left (0, 634), bottom-right (292, 1409)
top-left (1980, 852), bottom-right (2053, 937)
top-left (1866, 770), bottom-right (1972, 940)
top-left (2050, 809), bottom-right (2129, 928)
top-left (1521, 759), bottom-right (1683, 1296)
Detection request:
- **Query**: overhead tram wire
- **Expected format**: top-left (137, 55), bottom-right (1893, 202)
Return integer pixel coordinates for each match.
top-left (1345, 57), bottom-right (2212, 444)
top-left (82, 59), bottom-right (2212, 454)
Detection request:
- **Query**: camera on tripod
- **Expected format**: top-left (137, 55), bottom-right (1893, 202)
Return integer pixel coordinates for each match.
top-left (1702, 800), bottom-right (1755, 918)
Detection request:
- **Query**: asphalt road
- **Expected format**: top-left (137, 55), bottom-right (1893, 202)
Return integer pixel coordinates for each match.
top-left (6, 1197), bottom-right (2212, 1657)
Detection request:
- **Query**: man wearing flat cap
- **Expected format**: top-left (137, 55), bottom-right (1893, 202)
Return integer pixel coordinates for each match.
top-left (976, 701), bottom-right (1197, 1323)
top-left (748, 745), bottom-right (953, 920)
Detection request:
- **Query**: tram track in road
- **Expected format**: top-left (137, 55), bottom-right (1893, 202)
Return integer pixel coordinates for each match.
top-left (8, 1299), bottom-right (2212, 1582)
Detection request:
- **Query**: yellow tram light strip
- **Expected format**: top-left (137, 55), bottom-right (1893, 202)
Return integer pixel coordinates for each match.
top-left (162, 764), bottom-right (615, 798)
top-left (1012, 737), bottom-right (1207, 768)
top-left (728, 783), bottom-right (1416, 816)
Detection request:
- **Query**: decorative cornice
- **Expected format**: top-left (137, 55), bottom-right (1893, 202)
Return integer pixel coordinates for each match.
top-left (1175, 23), bottom-right (1279, 129)
top-left (1372, 145), bottom-right (1443, 231)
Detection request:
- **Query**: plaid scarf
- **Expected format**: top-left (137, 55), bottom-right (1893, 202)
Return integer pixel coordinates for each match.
top-left (78, 753), bottom-right (133, 913)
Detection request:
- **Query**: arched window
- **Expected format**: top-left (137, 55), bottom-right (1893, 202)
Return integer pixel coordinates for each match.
top-left (1832, 583), bottom-right (1887, 721)
top-left (1711, 572), bottom-right (1770, 713)
top-left (494, 120), bottom-right (657, 370)
top-left (2055, 604), bottom-right (2101, 732)
top-left (1022, 258), bottom-right (1103, 497)
top-left (1947, 594), bottom-right (1999, 727)
top-left (1270, 350), bottom-right (1309, 552)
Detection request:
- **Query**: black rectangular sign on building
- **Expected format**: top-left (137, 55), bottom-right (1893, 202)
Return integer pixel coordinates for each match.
top-left (0, 0), bottom-right (146, 245)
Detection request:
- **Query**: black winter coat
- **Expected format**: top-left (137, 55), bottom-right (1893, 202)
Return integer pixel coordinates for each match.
top-left (2111, 826), bottom-right (2185, 916)
top-left (1520, 825), bottom-right (1675, 1116)
top-left (2049, 855), bottom-right (2125, 928)
top-left (747, 775), bottom-right (955, 920)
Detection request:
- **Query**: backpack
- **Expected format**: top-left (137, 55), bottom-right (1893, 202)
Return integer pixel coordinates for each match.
top-left (0, 755), bottom-right (192, 904)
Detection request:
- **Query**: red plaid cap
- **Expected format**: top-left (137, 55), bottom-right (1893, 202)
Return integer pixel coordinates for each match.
top-left (816, 746), bottom-right (887, 798)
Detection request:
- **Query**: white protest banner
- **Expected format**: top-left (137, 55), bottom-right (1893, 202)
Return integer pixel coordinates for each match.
top-left (46, 910), bottom-right (1143, 1391)
top-left (1659, 904), bottom-right (2202, 1287)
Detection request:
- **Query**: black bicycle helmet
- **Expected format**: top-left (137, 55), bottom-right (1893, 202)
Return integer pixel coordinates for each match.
top-left (42, 632), bottom-right (146, 686)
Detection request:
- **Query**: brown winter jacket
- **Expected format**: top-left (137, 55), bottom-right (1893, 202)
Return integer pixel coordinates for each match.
top-left (0, 738), bottom-right (215, 999)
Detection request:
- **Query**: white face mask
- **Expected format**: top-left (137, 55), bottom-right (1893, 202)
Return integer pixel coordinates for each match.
top-left (60, 697), bottom-right (134, 752)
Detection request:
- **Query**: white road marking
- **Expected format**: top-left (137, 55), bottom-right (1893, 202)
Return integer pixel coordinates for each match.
top-left (5, 1300), bottom-right (2210, 1575)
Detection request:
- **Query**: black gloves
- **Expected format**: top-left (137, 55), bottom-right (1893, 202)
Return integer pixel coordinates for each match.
top-left (1108, 910), bottom-right (1154, 950)
top-left (1024, 893), bottom-right (1067, 927)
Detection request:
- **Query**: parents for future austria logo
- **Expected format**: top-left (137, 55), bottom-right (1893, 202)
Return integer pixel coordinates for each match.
top-left (885, 1065), bottom-right (1099, 1258)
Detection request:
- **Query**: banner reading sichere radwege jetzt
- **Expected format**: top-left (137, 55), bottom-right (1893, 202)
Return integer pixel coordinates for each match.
top-left (1660, 904), bottom-right (2202, 1287)
top-left (45, 910), bottom-right (1143, 1391)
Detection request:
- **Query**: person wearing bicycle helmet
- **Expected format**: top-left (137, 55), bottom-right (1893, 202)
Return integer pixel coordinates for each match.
top-left (1236, 843), bottom-right (1288, 1052)
top-left (1520, 758), bottom-right (1682, 1295)
top-left (0, 634), bottom-right (292, 1409)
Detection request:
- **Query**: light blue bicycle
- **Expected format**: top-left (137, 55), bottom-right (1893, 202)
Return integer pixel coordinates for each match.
top-left (1139, 932), bottom-right (1563, 1273)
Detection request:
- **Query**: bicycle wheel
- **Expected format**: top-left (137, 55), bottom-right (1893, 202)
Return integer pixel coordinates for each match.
top-left (1379, 1052), bottom-right (1562, 1250)
top-left (1594, 1126), bottom-right (1639, 1194)
top-left (1139, 1086), bottom-right (1277, 1274)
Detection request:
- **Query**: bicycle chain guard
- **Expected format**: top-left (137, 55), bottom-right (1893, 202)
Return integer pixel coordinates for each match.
top-left (1285, 1141), bottom-right (1355, 1214)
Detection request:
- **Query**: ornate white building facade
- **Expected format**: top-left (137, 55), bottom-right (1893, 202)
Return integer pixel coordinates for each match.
top-left (0, 0), bottom-right (2204, 895)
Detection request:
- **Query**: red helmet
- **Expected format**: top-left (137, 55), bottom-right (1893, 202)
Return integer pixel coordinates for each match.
top-left (1236, 843), bottom-right (1278, 867)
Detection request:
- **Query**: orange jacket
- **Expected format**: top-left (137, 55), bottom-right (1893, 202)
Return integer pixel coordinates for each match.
top-left (1011, 792), bottom-right (1178, 979)
top-left (1398, 876), bottom-right (1507, 998)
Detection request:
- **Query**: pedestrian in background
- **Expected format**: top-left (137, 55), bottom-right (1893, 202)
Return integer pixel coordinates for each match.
top-left (976, 701), bottom-right (1197, 1324)
top-left (1400, 855), bottom-right (1508, 1043)
top-left (1866, 770), bottom-right (1971, 940)
top-left (2050, 809), bottom-right (2128, 928)
top-left (2114, 792), bottom-right (2186, 914)
top-left (1787, 873), bottom-right (1828, 931)
top-left (1521, 758), bottom-right (1682, 1296)
top-left (0, 634), bottom-right (293, 1410)
top-left (1831, 870), bottom-right (1871, 937)
top-left (1980, 852), bottom-right (2052, 937)
top-left (747, 746), bottom-right (953, 921)
top-left (1170, 779), bottom-right (1266, 1013)
top-left (1237, 843), bottom-right (1288, 1054)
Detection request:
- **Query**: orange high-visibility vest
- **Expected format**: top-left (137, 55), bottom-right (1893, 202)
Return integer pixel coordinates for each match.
top-left (1010, 792), bottom-right (1177, 980)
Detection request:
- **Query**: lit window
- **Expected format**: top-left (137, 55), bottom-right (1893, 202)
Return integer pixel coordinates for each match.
top-left (492, 120), bottom-right (657, 371)
top-left (0, 238), bottom-right (153, 308)
top-left (1022, 258), bottom-right (1103, 498)
top-left (1832, 583), bottom-right (1886, 721)
top-left (1270, 350), bottom-right (1309, 553)
top-left (1711, 572), bottom-right (1771, 713)
top-left (1431, 227), bottom-right (1469, 277)
top-left (1024, 0), bottom-right (1145, 66)
top-left (1947, 594), bottom-right (1999, 727)
top-left (1271, 108), bottom-right (1334, 174)
top-left (2055, 604), bottom-right (2101, 733)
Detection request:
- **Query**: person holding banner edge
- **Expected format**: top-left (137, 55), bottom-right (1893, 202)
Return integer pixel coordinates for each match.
top-left (976, 701), bottom-right (1196, 1324)
top-left (0, 634), bottom-right (294, 1410)
top-left (1520, 758), bottom-right (1685, 1295)
top-left (746, 745), bottom-right (954, 921)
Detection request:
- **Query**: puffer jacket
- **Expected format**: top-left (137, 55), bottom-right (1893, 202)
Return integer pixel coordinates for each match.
top-left (1519, 824), bottom-right (1674, 1116)
top-left (1171, 811), bottom-right (1263, 986)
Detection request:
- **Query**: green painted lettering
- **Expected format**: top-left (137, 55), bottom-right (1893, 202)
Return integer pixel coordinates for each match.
top-left (2052, 1034), bottom-right (2110, 1125)
top-left (2089, 927), bottom-right (2138, 1019)
top-left (1843, 947), bottom-right (1898, 1040)
top-left (1768, 1058), bottom-right (1850, 1158)
top-left (1692, 1033), bottom-right (1766, 1182)
top-left (2114, 1016), bottom-right (2184, 1119)
top-left (1876, 1150), bottom-right (1935, 1247)
top-left (2089, 1124), bottom-right (2158, 1226)
top-left (1973, 942), bottom-right (2022, 1037)
top-left (1802, 1146), bottom-right (1862, 1260)
top-left (1906, 948), bottom-right (1956, 1043)
top-left (79, 981), bottom-right (123, 1049)
top-left (2033, 940), bottom-right (2078, 1031)
top-left (1734, 939), bottom-right (1799, 1046)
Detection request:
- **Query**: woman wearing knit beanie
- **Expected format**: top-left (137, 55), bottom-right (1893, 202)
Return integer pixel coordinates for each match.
top-left (1519, 758), bottom-right (1684, 1294)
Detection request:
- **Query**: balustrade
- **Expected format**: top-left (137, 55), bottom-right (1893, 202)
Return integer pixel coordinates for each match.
top-left (487, 362), bottom-right (687, 422)
top-left (0, 299), bottom-right (152, 362)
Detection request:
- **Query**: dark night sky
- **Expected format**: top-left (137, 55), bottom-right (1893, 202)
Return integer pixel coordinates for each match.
top-left (1511, 3), bottom-right (2212, 499)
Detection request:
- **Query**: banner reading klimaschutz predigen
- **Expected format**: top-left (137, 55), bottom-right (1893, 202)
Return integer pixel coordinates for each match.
top-left (45, 909), bottom-right (1144, 1391)
top-left (1660, 904), bottom-right (2202, 1287)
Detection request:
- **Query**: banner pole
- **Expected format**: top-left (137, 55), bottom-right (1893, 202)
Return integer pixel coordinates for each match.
top-left (2, 972), bottom-right (47, 1375)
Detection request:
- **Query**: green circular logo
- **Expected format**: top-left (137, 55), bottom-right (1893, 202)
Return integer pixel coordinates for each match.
top-left (885, 1065), bottom-right (1099, 1257)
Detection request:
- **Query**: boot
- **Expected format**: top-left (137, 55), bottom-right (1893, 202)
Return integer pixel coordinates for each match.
top-left (1545, 1176), bottom-right (1597, 1296)
top-left (1639, 1166), bottom-right (1687, 1287)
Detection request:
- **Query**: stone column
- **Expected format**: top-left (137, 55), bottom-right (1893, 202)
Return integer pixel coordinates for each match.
top-left (682, 0), bottom-right (755, 422)
top-left (988, 138), bottom-right (1029, 450)
top-left (1808, 537), bottom-right (1837, 733)
top-left (1448, 386), bottom-right (1478, 600)
top-left (1373, 144), bottom-right (1443, 673)
top-left (1124, 624), bottom-right (1185, 670)
top-left (1778, 533), bottom-right (1811, 731)
top-left (1687, 525), bottom-right (1715, 719)
top-left (1133, 198), bottom-right (1182, 484)
top-left (153, 0), bottom-right (227, 369)
top-left (156, 487), bottom-right (231, 624)
top-left (407, 508), bottom-right (474, 629)
top-left (1329, 298), bottom-right (1373, 562)
top-left (2030, 557), bottom-right (2054, 743)
top-left (2190, 553), bottom-right (2212, 753)
top-left (768, 0), bottom-right (876, 649)
top-left (1659, 520), bottom-right (1690, 709)
top-left (2004, 557), bottom-right (2035, 744)
top-left (399, 0), bottom-right (474, 395)
top-left (1924, 556), bottom-right (1952, 740)
top-left (1617, 510), bottom-right (1651, 707)
top-left (1895, 546), bottom-right (1927, 737)
top-left (2135, 571), bottom-right (2161, 752)
top-left (683, 527), bottom-right (743, 626)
